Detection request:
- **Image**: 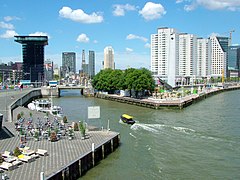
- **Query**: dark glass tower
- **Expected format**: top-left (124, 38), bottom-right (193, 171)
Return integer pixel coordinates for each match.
top-left (88, 50), bottom-right (95, 79)
top-left (14, 36), bottom-right (48, 83)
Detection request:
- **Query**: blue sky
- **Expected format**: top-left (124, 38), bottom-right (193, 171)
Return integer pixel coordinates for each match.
top-left (0, 0), bottom-right (240, 72)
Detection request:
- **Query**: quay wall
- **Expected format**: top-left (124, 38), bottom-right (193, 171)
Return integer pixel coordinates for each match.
top-left (46, 134), bottom-right (120, 180)
top-left (7, 89), bottom-right (42, 122)
top-left (95, 86), bottom-right (240, 110)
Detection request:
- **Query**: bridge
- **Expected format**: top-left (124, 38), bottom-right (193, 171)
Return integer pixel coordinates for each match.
top-left (41, 85), bottom-right (94, 97)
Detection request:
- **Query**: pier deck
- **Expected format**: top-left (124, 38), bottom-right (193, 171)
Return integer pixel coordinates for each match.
top-left (0, 88), bottom-right (120, 179)
top-left (1, 121), bottom-right (119, 180)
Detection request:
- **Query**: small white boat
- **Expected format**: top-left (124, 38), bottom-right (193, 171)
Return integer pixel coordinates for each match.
top-left (28, 99), bottom-right (63, 117)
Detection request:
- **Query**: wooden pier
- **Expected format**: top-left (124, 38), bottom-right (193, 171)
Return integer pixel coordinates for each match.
top-left (0, 89), bottom-right (120, 180)
top-left (0, 121), bottom-right (120, 180)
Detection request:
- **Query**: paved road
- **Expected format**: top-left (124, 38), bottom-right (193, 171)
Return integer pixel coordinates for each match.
top-left (0, 88), bottom-right (34, 120)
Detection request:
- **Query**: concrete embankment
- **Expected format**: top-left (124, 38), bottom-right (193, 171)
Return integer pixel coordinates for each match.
top-left (7, 89), bottom-right (42, 122)
top-left (95, 85), bottom-right (240, 110)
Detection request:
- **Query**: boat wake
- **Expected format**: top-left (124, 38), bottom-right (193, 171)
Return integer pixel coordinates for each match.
top-left (130, 123), bottom-right (228, 143)
top-left (130, 123), bottom-right (163, 134)
top-left (131, 123), bottom-right (196, 135)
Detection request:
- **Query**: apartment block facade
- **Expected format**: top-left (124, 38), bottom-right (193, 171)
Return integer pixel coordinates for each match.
top-left (151, 27), bottom-right (231, 87)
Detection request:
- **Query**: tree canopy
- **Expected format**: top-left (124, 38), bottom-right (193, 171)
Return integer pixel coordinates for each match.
top-left (92, 68), bottom-right (155, 97)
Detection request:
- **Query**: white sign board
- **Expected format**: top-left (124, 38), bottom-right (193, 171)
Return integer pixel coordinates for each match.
top-left (88, 106), bottom-right (100, 119)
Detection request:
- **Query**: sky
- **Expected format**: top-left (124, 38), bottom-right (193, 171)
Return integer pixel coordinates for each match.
top-left (0, 0), bottom-right (240, 73)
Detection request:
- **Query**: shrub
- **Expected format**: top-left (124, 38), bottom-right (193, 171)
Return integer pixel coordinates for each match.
top-left (20, 111), bottom-right (24, 117)
top-left (34, 131), bottom-right (39, 139)
top-left (63, 116), bottom-right (68, 123)
top-left (13, 147), bottom-right (21, 157)
top-left (50, 132), bottom-right (57, 142)
top-left (79, 121), bottom-right (86, 136)
top-left (73, 122), bottom-right (79, 131)
top-left (17, 113), bottom-right (21, 120)
top-left (0, 154), bottom-right (3, 164)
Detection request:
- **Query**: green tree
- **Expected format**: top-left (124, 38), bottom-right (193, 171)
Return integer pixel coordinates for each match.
top-left (54, 74), bottom-right (60, 81)
top-left (92, 68), bottom-right (155, 98)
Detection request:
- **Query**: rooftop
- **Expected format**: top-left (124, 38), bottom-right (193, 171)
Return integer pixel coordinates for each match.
top-left (14, 36), bottom-right (48, 45)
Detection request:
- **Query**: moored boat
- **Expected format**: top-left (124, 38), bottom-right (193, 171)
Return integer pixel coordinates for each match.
top-left (27, 99), bottom-right (63, 117)
top-left (120, 114), bottom-right (135, 125)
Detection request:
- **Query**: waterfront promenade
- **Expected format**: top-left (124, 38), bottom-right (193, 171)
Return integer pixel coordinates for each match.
top-left (95, 84), bottom-right (240, 109)
top-left (0, 88), bottom-right (120, 179)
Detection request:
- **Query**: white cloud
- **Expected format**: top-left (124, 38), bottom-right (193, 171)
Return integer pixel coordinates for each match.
top-left (29, 31), bottom-right (50, 38)
top-left (184, 0), bottom-right (240, 11)
top-left (113, 4), bottom-right (137, 16)
top-left (139, 2), bottom-right (166, 20)
top-left (59, 6), bottom-right (103, 24)
top-left (93, 40), bottom-right (98, 44)
top-left (76, 33), bottom-right (90, 43)
top-left (126, 47), bottom-right (133, 52)
top-left (144, 43), bottom-right (151, 48)
top-left (0, 21), bottom-right (14, 29)
top-left (126, 34), bottom-right (148, 42)
top-left (4, 16), bottom-right (20, 22)
top-left (0, 30), bottom-right (18, 39)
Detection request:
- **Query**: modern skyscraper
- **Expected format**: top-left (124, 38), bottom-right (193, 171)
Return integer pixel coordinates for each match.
top-left (228, 45), bottom-right (240, 77)
top-left (14, 36), bottom-right (48, 82)
top-left (197, 38), bottom-right (211, 77)
top-left (151, 27), bottom-right (179, 87)
top-left (104, 46), bottom-right (114, 69)
top-left (62, 52), bottom-right (76, 77)
top-left (228, 45), bottom-right (240, 69)
top-left (210, 36), bottom-right (229, 77)
top-left (88, 50), bottom-right (95, 79)
top-left (178, 33), bottom-right (197, 78)
top-left (82, 50), bottom-right (88, 75)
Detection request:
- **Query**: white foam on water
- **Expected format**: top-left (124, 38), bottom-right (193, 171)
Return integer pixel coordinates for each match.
top-left (131, 123), bottom-right (159, 133)
top-left (129, 133), bottom-right (137, 139)
top-left (172, 126), bottom-right (196, 134)
top-left (147, 124), bottom-right (166, 130)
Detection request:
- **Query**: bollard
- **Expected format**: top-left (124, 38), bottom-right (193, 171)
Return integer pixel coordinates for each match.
top-left (40, 172), bottom-right (45, 180)
top-left (92, 143), bottom-right (95, 167)
top-left (0, 113), bottom-right (3, 130)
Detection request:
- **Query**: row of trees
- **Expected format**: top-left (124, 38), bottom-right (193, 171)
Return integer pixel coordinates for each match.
top-left (92, 68), bottom-right (155, 98)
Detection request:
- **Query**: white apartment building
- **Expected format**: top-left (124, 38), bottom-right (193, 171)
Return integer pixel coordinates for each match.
top-left (151, 27), bottom-right (229, 87)
top-left (103, 46), bottom-right (114, 69)
top-left (197, 38), bottom-right (211, 77)
top-left (210, 36), bottom-right (228, 77)
top-left (151, 27), bottom-right (179, 87)
top-left (178, 33), bottom-right (197, 78)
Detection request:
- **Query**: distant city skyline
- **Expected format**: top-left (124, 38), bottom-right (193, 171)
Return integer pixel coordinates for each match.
top-left (0, 0), bottom-right (240, 73)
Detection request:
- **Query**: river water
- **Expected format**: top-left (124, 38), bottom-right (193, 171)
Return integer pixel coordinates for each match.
top-left (53, 90), bottom-right (240, 179)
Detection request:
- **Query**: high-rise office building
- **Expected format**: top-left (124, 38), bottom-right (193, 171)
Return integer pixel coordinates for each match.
top-left (82, 50), bottom-right (88, 75)
top-left (228, 45), bottom-right (240, 77)
top-left (197, 38), bottom-right (211, 77)
top-left (104, 46), bottom-right (114, 69)
top-left (210, 36), bottom-right (229, 77)
top-left (14, 36), bottom-right (48, 82)
top-left (228, 45), bottom-right (240, 69)
top-left (88, 50), bottom-right (95, 79)
top-left (151, 27), bottom-right (179, 87)
top-left (62, 52), bottom-right (76, 77)
top-left (178, 33), bottom-right (197, 78)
